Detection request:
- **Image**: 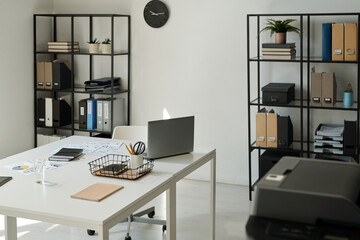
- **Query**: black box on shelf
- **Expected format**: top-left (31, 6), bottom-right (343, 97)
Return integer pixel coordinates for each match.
top-left (277, 115), bottom-right (293, 148)
top-left (262, 83), bottom-right (295, 104)
top-left (343, 120), bottom-right (357, 155)
top-left (52, 60), bottom-right (71, 90)
top-left (260, 150), bottom-right (300, 179)
top-left (53, 99), bottom-right (71, 127)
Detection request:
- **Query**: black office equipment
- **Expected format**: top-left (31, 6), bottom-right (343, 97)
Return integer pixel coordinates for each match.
top-left (53, 99), bottom-right (71, 127)
top-left (277, 116), bottom-right (293, 148)
top-left (344, 120), bottom-right (357, 155)
top-left (37, 98), bottom-right (45, 126)
top-left (261, 83), bottom-right (295, 104)
top-left (247, 157), bottom-right (360, 240)
top-left (259, 150), bottom-right (300, 179)
top-left (52, 60), bottom-right (71, 90)
top-left (0, 177), bottom-right (12, 187)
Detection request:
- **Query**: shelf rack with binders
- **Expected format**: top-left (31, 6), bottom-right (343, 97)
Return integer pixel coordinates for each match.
top-left (247, 13), bottom-right (360, 200)
top-left (33, 14), bottom-right (131, 146)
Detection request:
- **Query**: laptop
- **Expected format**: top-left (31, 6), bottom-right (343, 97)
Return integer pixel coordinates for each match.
top-left (146, 116), bottom-right (194, 159)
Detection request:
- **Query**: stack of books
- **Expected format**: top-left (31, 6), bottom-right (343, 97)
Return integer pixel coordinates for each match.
top-left (49, 148), bottom-right (83, 161)
top-left (314, 124), bottom-right (344, 155)
top-left (262, 43), bottom-right (296, 60)
top-left (48, 42), bottom-right (80, 53)
top-left (84, 77), bottom-right (121, 92)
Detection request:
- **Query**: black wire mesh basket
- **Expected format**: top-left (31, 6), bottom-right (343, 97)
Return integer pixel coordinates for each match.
top-left (88, 154), bottom-right (154, 180)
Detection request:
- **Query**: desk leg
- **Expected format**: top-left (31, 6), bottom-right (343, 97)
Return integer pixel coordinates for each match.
top-left (5, 216), bottom-right (17, 240)
top-left (166, 182), bottom-right (176, 240)
top-left (98, 226), bottom-right (109, 240)
top-left (210, 154), bottom-right (216, 240)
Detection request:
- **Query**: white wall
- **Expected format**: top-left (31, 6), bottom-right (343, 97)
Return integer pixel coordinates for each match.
top-left (2, 0), bottom-right (358, 185)
top-left (0, 0), bottom-right (53, 158)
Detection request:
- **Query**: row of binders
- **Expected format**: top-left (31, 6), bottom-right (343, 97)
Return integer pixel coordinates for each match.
top-left (310, 72), bottom-right (336, 106)
top-left (79, 98), bottom-right (125, 131)
top-left (322, 23), bottom-right (357, 61)
top-left (314, 121), bottom-right (356, 155)
top-left (48, 42), bottom-right (80, 53)
top-left (36, 60), bottom-right (71, 90)
top-left (37, 98), bottom-right (71, 127)
top-left (256, 108), bottom-right (293, 148)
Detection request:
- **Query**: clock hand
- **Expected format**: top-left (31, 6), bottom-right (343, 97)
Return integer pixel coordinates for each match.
top-left (149, 11), bottom-right (158, 16)
top-left (156, 12), bottom-right (165, 15)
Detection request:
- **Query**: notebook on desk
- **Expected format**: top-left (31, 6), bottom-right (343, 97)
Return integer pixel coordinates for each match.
top-left (145, 116), bottom-right (194, 159)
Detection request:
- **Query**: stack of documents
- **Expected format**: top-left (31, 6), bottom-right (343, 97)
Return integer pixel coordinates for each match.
top-left (48, 42), bottom-right (80, 53)
top-left (262, 43), bottom-right (296, 60)
top-left (314, 124), bottom-right (344, 155)
top-left (84, 77), bottom-right (121, 92)
top-left (49, 148), bottom-right (83, 161)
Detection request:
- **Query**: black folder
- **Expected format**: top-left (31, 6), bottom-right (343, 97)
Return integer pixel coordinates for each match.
top-left (52, 61), bottom-right (71, 90)
top-left (277, 116), bottom-right (293, 148)
top-left (344, 120), bottom-right (357, 155)
top-left (79, 98), bottom-right (89, 129)
top-left (53, 99), bottom-right (71, 127)
top-left (37, 98), bottom-right (45, 126)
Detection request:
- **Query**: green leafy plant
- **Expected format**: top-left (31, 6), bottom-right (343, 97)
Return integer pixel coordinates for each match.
top-left (345, 83), bottom-right (353, 92)
top-left (259, 19), bottom-right (300, 36)
top-left (102, 38), bottom-right (111, 44)
top-left (87, 38), bottom-right (99, 44)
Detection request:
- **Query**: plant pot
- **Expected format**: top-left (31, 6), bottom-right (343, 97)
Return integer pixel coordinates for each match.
top-left (88, 43), bottom-right (100, 53)
top-left (102, 44), bottom-right (112, 54)
top-left (275, 32), bottom-right (286, 44)
top-left (343, 91), bottom-right (354, 107)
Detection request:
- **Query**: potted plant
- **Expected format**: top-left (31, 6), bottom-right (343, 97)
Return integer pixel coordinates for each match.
top-left (101, 38), bottom-right (112, 54)
top-left (259, 19), bottom-right (300, 44)
top-left (343, 83), bottom-right (354, 107)
top-left (87, 38), bottom-right (100, 53)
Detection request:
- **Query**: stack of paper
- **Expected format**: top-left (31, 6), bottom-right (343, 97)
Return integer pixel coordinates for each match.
top-left (49, 148), bottom-right (83, 161)
top-left (314, 124), bottom-right (344, 155)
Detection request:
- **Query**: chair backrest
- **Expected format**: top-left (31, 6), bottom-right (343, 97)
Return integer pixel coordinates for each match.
top-left (112, 126), bottom-right (148, 142)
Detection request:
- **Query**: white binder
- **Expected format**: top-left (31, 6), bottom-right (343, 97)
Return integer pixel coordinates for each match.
top-left (97, 99), bottom-right (104, 131)
top-left (45, 98), bottom-right (53, 127)
top-left (103, 98), bottom-right (125, 132)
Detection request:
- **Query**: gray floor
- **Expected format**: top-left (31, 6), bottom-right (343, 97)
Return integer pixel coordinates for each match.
top-left (0, 179), bottom-right (251, 240)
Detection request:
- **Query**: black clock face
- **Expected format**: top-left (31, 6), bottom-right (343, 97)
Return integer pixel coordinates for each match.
top-left (144, 0), bottom-right (169, 28)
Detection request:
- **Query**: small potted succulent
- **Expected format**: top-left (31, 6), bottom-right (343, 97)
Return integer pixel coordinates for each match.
top-left (343, 83), bottom-right (354, 107)
top-left (101, 38), bottom-right (112, 54)
top-left (259, 19), bottom-right (300, 44)
top-left (87, 38), bottom-right (100, 53)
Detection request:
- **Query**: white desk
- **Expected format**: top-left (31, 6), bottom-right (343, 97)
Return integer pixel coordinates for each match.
top-left (0, 136), bottom-right (216, 240)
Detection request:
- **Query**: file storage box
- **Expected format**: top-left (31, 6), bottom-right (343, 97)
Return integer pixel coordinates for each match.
top-left (262, 83), bottom-right (295, 104)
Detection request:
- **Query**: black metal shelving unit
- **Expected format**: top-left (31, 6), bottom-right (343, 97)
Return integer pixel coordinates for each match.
top-left (247, 13), bottom-right (360, 200)
top-left (33, 14), bottom-right (131, 147)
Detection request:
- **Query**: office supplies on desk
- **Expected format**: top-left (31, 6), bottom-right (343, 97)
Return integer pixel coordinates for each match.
top-left (0, 177), bottom-right (12, 187)
top-left (71, 183), bottom-right (123, 202)
top-left (133, 141), bottom-right (146, 155)
top-left (100, 163), bottom-right (128, 175)
top-left (146, 116), bottom-right (194, 159)
top-left (49, 148), bottom-right (83, 161)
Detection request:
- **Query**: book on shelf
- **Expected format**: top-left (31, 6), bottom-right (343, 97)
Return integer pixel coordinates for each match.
top-left (48, 49), bottom-right (80, 53)
top-left (262, 51), bottom-right (296, 56)
top-left (48, 41), bottom-right (79, 46)
top-left (48, 45), bottom-right (80, 50)
top-left (262, 47), bottom-right (295, 52)
top-left (262, 54), bottom-right (296, 60)
top-left (262, 42), bottom-right (296, 48)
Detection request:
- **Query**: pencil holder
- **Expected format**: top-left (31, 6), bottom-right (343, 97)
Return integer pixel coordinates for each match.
top-left (130, 154), bottom-right (143, 169)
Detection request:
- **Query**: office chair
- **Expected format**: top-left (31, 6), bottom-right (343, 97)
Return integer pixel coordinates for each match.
top-left (87, 126), bottom-right (166, 240)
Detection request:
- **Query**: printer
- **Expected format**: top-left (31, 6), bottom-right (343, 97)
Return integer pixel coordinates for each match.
top-left (246, 157), bottom-right (360, 240)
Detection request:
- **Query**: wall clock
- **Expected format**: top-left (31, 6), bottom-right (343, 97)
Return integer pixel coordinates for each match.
top-left (143, 0), bottom-right (169, 28)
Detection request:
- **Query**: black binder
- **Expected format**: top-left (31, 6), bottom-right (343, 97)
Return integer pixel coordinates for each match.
top-left (79, 98), bottom-right (89, 129)
top-left (344, 120), bottom-right (357, 155)
top-left (277, 116), bottom-right (293, 148)
top-left (52, 61), bottom-right (71, 90)
top-left (37, 98), bottom-right (45, 126)
top-left (53, 99), bottom-right (71, 127)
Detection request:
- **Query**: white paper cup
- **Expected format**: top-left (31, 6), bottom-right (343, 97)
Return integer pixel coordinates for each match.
top-left (130, 154), bottom-right (143, 169)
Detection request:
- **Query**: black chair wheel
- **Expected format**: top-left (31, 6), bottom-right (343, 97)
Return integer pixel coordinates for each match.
top-left (87, 229), bottom-right (95, 235)
top-left (162, 225), bottom-right (166, 232)
top-left (147, 210), bottom-right (155, 218)
top-left (124, 236), bottom-right (132, 240)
